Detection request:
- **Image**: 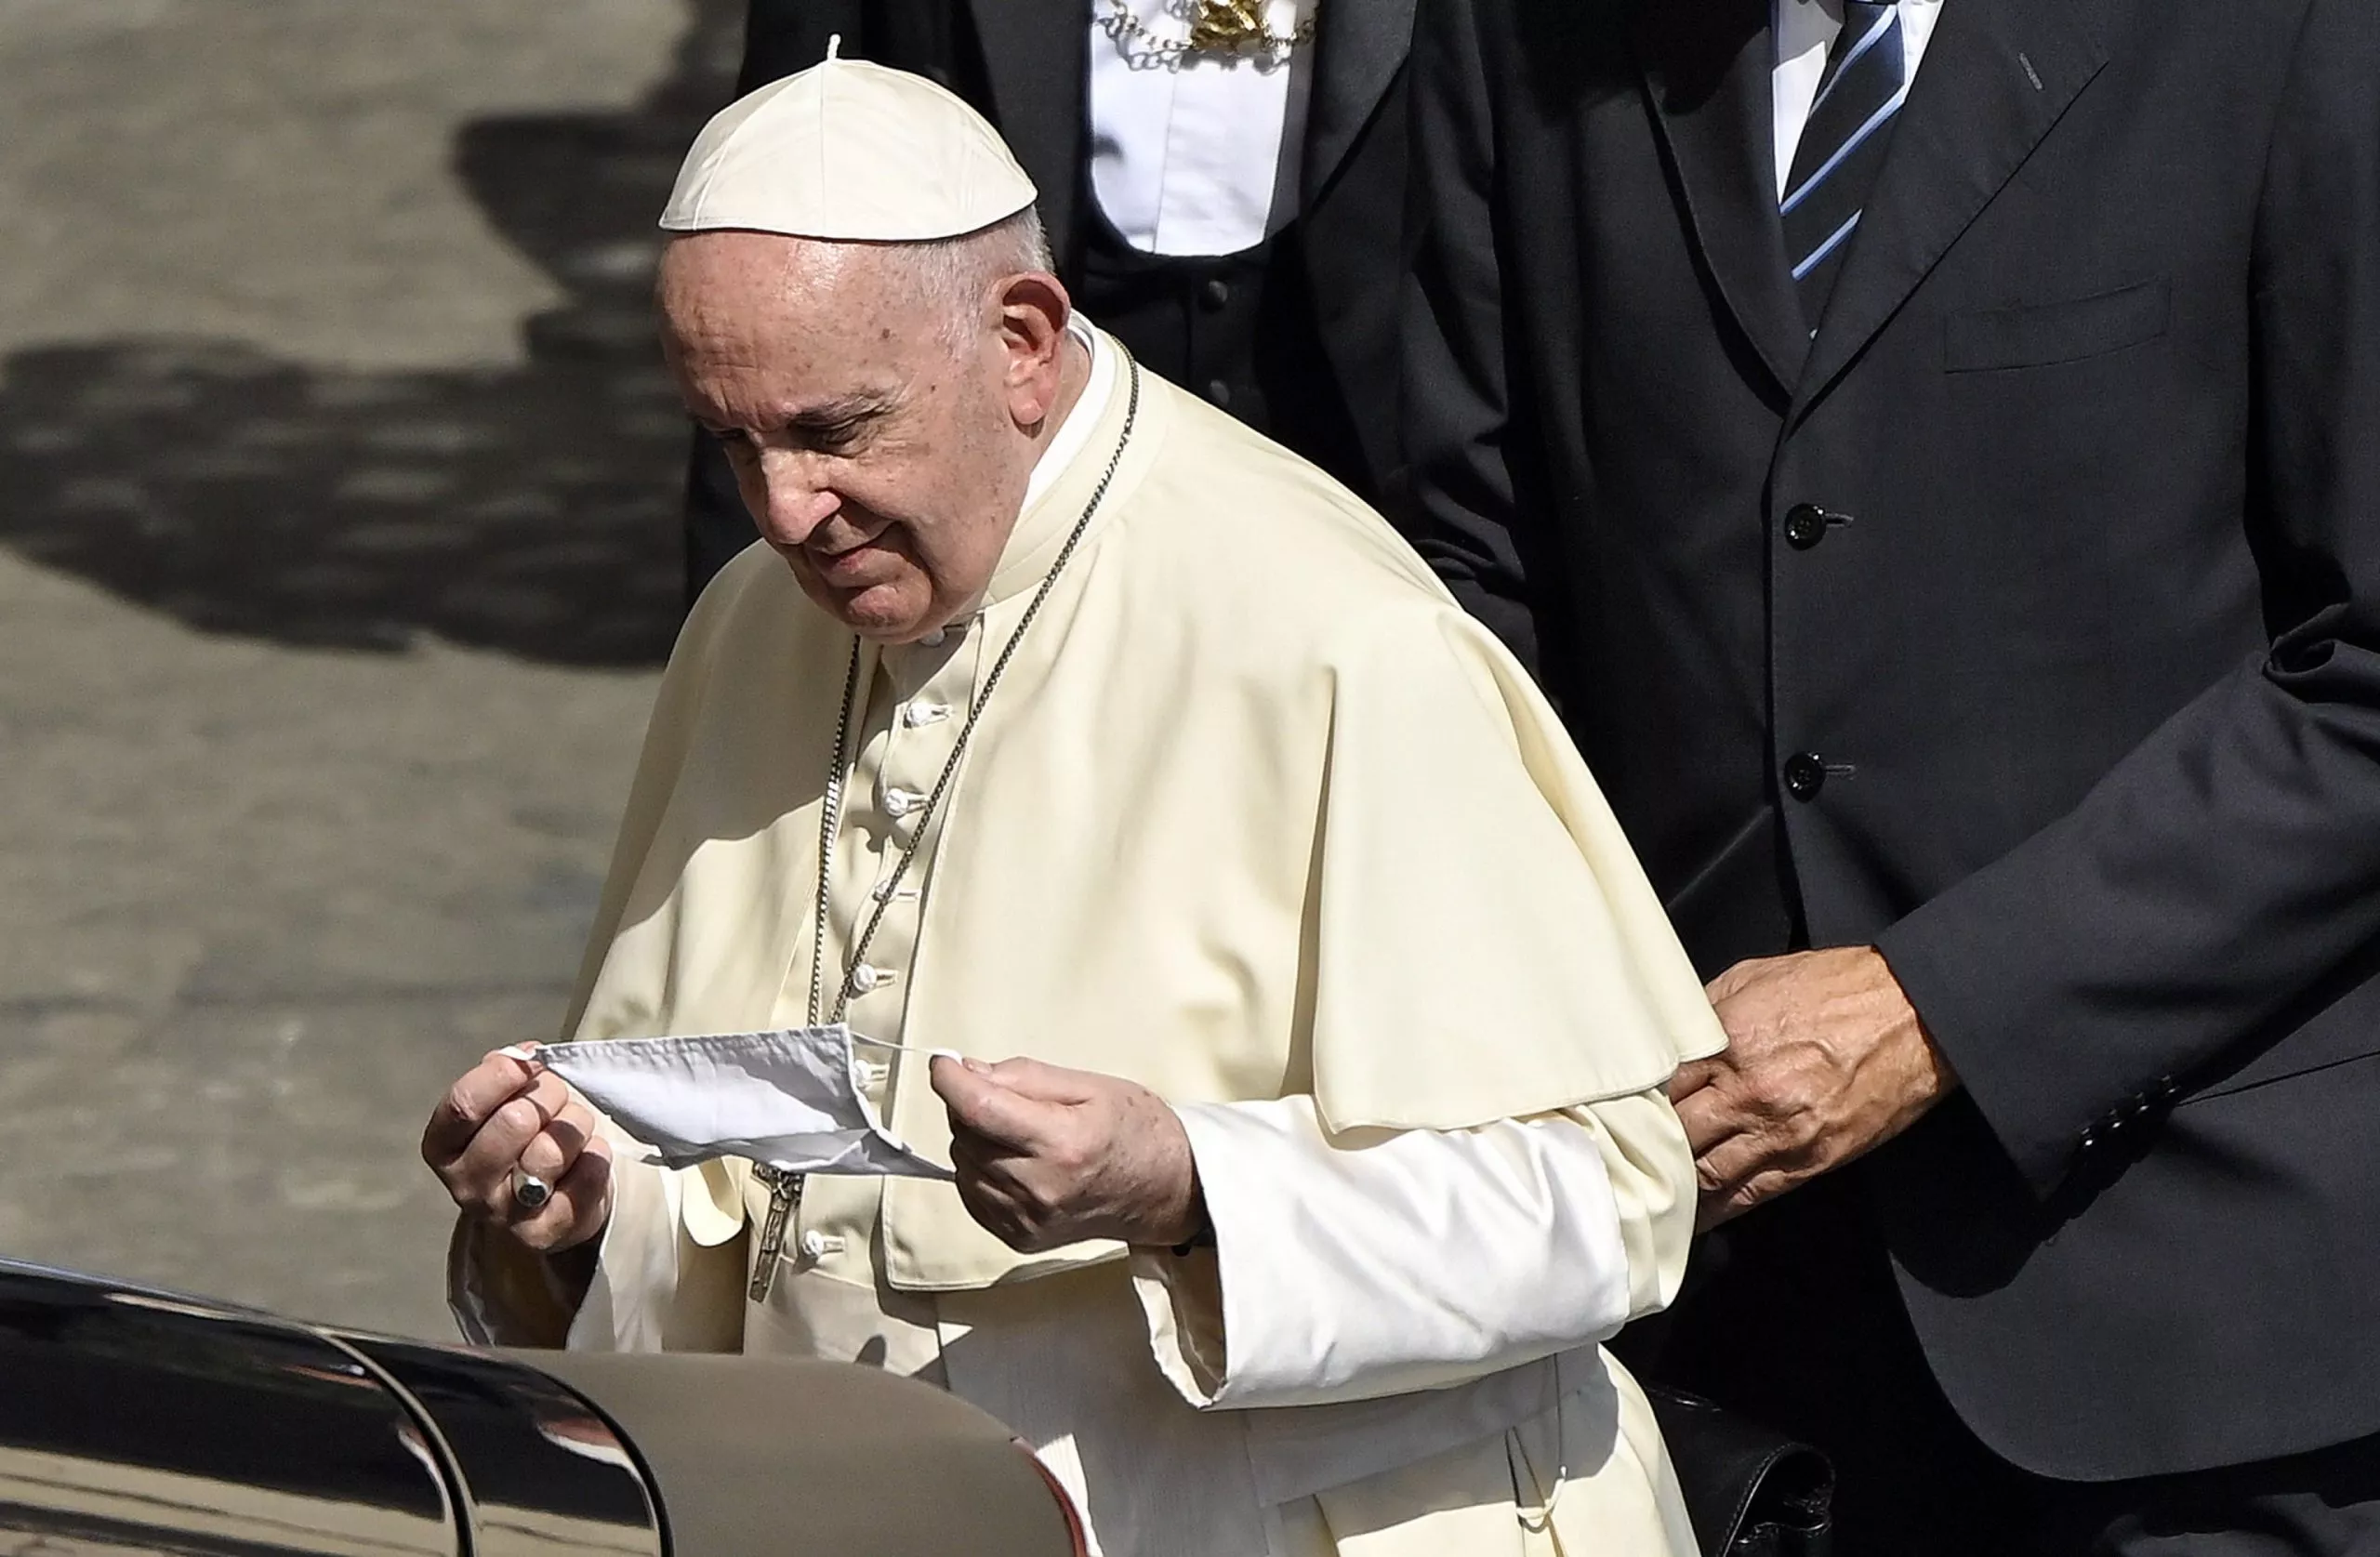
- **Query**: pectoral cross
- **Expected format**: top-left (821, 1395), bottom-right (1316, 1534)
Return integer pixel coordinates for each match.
top-left (748, 1165), bottom-right (803, 1302)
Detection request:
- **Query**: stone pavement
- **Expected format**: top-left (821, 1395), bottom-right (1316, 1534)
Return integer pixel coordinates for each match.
top-left (0, 0), bottom-right (740, 1338)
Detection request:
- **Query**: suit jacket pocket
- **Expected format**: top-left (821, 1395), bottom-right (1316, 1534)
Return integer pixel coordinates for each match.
top-left (1944, 278), bottom-right (2171, 372)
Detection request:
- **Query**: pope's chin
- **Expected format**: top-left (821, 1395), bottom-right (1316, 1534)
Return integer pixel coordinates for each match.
top-left (788, 556), bottom-right (940, 643)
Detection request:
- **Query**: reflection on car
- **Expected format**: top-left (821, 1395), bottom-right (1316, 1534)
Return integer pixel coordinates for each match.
top-left (0, 1257), bottom-right (1085, 1555)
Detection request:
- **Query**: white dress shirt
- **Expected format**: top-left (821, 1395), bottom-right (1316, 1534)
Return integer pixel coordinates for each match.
top-left (1087, 0), bottom-right (1318, 256)
top-left (1772, 0), bottom-right (1945, 199)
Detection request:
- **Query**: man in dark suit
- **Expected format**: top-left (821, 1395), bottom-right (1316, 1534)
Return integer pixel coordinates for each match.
top-left (1401, 0), bottom-right (2380, 1550)
top-left (682, 0), bottom-right (1411, 595)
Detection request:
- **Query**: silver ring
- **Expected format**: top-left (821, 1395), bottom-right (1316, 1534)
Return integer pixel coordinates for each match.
top-left (512, 1168), bottom-right (553, 1212)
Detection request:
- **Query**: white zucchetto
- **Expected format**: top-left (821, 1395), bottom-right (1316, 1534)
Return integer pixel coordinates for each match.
top-left (659, 36), bottom-right (1038, 243)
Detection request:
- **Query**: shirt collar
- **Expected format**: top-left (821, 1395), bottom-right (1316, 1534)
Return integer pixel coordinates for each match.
top-left (1019, 312), bottom-right (1113, 516)
top-left (977, 313), bottom-right (1125, 611)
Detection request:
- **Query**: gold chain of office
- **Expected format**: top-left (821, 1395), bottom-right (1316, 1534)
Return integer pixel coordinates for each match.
top-left (1098, 0), bottom-right (1316, 62)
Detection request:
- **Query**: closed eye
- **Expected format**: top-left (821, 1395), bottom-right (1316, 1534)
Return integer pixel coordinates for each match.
top-left (797, 416), bottom-right (872, 455)
top-left (787, 404), bottom-right (887, 455)
top-left (701, 398), bottom-right (890, 457)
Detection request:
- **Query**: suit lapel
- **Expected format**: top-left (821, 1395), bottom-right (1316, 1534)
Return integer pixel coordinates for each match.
top-left (1302, 0), bottom-right (1415, 206)
top-left (1792, 0), bottom-right (2109, 411)
top-left (1634, 0), bottom-right (1809, 396)
top-left (966, 0), bottom-right (1087, 255)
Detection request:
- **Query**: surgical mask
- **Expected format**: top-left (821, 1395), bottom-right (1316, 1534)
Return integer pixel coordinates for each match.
top-left (514, 1026), bottom-right (954, 1181)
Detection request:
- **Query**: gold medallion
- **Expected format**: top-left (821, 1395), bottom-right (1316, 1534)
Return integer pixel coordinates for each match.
top-left (1186, 0), bottom-right (1272, 51)
top-left (1100, 0), bottom-right (1316, 64)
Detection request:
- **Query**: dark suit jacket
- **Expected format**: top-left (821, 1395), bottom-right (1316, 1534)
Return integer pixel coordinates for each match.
top-left (1403, 0), bottom-right (2380, 1482)
top-left (681, 0), bottom-right (1412, 593)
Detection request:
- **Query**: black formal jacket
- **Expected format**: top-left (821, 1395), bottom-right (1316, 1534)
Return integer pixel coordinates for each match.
top-left (1403, 0), bottom-right (2380, 1483)
top-left (681, 0), bottom-right (1413, 593)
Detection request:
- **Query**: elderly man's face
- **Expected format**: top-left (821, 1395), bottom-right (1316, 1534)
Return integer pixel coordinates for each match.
top-left (658, 231), bottom-right (1060, 641)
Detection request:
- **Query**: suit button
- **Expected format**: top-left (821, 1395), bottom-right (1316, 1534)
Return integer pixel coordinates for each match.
top-left (2079, 1127), bottom-right (2101, 1153)
top-left (1783, 752), bottom-right (1827, 801)
top-left (1783, 504), bottom-right (1831, 550)
top-left (1200, 277), bottom-right (1232, 310)
top-left (1206, 379), bottom-right (1234, 409)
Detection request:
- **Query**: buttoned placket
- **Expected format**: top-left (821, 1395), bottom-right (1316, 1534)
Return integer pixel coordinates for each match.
top-left (765, 615), bottom-right (986, 1302)
top-left (747, 322), bottom-right (1124, 1352)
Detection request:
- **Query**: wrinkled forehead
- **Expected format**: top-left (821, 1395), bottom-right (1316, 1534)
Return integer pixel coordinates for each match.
top-left (658, 231), bottom-right (934, 375)
top-left (660, 231), bottom-right (855, 326)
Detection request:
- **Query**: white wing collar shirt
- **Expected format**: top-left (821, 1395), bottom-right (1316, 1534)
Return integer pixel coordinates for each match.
top-left (452, 315), bottom-right (1723, 1555)
top-left (1088, 0), bottom-right (1318, 256)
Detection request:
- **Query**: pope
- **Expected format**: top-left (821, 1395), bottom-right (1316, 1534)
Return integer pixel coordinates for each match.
top-left (421, 49), bottom-right (1725, 1557)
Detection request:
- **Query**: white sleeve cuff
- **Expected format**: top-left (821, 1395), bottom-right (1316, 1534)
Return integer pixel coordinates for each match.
top-left (564, 1143), bottom-right (689, 1352)
top-left (1132, 1096), bottom-right (1634, 1409)
top-left (439, 1141), bottom-right (696, 1353)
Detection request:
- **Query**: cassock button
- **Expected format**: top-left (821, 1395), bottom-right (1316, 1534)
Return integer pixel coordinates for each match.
top-left (882, 787), bottom-right (922, 819)
top-left (1784, 504), bottom-right (1831, 550)
top-left (919, 627), bottom-right (946, 648)
top-left (1783, 752), bottom-right (1828, 801)
top-left (1200, 277), bottom-right (1231, 311)
top-left (849, 964), bottom-right (881, 994)
top-left (1206, 379), bottom-right (1234, 410)
top-left (902, 702), bottom-right (950, 729)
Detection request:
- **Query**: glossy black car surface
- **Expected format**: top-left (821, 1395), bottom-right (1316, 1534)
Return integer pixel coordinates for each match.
top-left (0, 1258), bottom-right (1083, 1555)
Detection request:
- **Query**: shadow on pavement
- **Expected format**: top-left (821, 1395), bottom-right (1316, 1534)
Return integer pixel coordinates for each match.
top-left (0, 0), bottom-right (739, 668)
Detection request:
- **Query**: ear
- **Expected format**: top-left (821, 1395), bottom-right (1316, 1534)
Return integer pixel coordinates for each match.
top-left (992, 271), bottom-right (1075, 429)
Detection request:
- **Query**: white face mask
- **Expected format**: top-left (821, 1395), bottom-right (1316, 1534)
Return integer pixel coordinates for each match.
top-left (518, 1026), bottom-right (954, 1181)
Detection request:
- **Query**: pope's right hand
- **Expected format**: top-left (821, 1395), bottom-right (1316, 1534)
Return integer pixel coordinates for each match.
top-left (421, 1049), bottom-right (614, 1255)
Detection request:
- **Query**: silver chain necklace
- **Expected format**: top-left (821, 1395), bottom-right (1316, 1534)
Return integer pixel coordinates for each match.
top-left (751, 347), bottom-right (1143, 1302)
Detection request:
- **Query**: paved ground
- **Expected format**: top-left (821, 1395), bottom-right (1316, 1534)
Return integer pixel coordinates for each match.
top-left (0, 0), bottom-right (740, 1338)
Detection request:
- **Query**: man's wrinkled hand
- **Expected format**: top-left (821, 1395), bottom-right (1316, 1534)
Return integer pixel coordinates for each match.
top-left (421, 1049), bottom-right (615, 1256)
top-left (1671, 946), bottom-right (1957, 1231)
top-left (931, 1056), bottom-right (1202, 1253)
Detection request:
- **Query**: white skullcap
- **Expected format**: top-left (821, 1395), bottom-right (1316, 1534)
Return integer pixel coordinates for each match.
top-left (659, 36), bottom-right (1038, 243)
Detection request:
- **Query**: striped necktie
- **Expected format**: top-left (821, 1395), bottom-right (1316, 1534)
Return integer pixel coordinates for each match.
top-left (1780, 0), bottom-right (1908, 331)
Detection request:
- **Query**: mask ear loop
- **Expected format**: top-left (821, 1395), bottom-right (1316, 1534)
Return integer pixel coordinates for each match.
top-left (841, 1036), bottom-right (963, 1136)
top-left (508, 1035), bottom-right (957, 1062)
top-left (849, 1035), bottom-right (963, 1060)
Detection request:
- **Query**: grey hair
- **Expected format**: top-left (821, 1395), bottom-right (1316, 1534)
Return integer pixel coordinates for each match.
top-left (887, 205), bottom-right (1057, 353)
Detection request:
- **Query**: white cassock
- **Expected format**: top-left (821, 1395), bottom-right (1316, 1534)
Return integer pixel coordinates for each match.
top-left (455, 319), bottom-right (1726, 1557)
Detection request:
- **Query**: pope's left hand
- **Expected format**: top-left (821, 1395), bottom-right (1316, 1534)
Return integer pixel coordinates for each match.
top-left (1671, 946), bottom-right (1959, 1231)
top-left (931, 1056), bottom-right (1204, 1253)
